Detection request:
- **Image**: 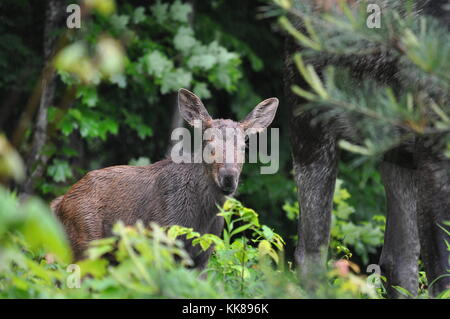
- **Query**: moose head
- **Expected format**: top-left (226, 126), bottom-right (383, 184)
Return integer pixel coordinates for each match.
top-left (178, 88), bottom-right (279, 195)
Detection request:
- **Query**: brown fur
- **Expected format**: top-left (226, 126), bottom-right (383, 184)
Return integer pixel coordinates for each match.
top-left (52, 160), bottom-right (226, 266)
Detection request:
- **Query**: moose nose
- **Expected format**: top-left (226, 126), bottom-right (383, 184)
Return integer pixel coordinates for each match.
top-left (222, 175), bottom-right (234, 187)
top-left (218, 167), bottom-right (238, 194)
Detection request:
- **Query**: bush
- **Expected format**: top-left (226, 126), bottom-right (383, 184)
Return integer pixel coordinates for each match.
top-left (283, 179), bottom-right (385, 264)
top-left (0, 189), bottom-right (382, 298)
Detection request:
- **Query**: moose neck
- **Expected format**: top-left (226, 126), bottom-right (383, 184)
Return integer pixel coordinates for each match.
top-left (164, 148), bottom-right (230, 221)
top-left (195, 162), bottom-right (227, 206)
top-left (165, 159), bottom-right (227, 213)
top-left (165, 162), bottom-right (226, 233)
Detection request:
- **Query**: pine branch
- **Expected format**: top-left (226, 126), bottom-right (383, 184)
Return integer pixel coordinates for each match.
top-left (279, 0), bottom-right (450, 156)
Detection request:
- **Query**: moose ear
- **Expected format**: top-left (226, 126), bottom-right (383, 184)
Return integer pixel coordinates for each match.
top-left (178, 88), bottom-right (212, 127)
top-left (240, 98), bottom-right (279, 133)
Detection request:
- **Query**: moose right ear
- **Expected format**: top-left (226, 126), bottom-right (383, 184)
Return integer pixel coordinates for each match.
top-left (178, 88), bottom-right (212, 127)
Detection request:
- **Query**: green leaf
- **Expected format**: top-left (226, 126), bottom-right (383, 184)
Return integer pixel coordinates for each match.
top-left (169, 0), bottom-right (192, 23)
top-left (133, 7), bottom-right (146, 24)
top-left (392, 285), bottom-right (415, 298)
top-left (61, 146), bottom-right (78, 157)
top-left (85, 0), bottom-right (116, 16)
top-left (47, 159), bottom-right (73, 183)
top-left (0, 135), bottom-right (25, 182)
top-left (174, 27), bottom-right (197, 52)
top-left (96, 37), bottom-right (126, 77)
top-left (193, 82), bottom-right (211, 99)
top-left (110, 14), bottom-right (130, 31)
top-left (77, 259), bottom-right (108, 278)
top-left (59, 115), bottom-right (77, 136)
top-left (291, 84), bottom-right (317, 101)
top-left (161, 68), bottom-right (192, 94)
top-left (338, 140), bottom-right (372, 156)
top-left (54, 42), bottom-right (87, 73)
top-left (188, 53), bottom-right (217, 70)
top-left (230, 223), bottom-right (253, 238)
top-left (278, 16), bottom-right (321, 51)
top-left (110, 74), bottom-right (127, 88)
top-left (150, 1), bottom-right (169, 24)
top-left (128, 157), bottom-right (151, 166)
top-left (68, 108), bottom-right (83, 121)
top-left (146, 50), bottom-right (174, 78)
top-left (21, 198), bottom-right (72, 263)
top-left (123, 110), bottom-right (153, 139)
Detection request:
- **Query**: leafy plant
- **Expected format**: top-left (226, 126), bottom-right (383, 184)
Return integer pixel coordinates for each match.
top-left (283, 179), bottom-right (385, 264)
top-left (168, 197), bottom-right (285, 295)
top-left (0, 179), bottom-right (386, 299)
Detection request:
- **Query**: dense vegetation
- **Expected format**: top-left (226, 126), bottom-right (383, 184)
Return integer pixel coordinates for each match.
top-left (0, 0), bottom-right (448, 298)
top-left (0, 183), bottom-right (384, 298)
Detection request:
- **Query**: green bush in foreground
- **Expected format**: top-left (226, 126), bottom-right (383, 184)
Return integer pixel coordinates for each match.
top-left (0, 188), bottom-right (386, 299)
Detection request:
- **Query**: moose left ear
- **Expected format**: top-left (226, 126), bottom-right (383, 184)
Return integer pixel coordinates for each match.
top-left (240, 98), bottom-right (279, 133)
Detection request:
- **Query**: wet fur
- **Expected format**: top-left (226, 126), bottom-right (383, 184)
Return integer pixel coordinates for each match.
top-left (52, 159), bottom-right (226, 267)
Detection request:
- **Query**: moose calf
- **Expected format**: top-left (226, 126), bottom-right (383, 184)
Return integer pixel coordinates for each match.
top-left (51, 88), bottom-right (278, 267)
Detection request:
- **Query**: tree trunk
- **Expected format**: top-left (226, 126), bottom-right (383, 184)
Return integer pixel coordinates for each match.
top-left (166, 0), bottom-right (195, 155)
top-left (23, 0), bottom-right (64, 195)
top-left (166, 92), bottom-right (185, 154)
top-left (0, 90), bottom-right (21, 131)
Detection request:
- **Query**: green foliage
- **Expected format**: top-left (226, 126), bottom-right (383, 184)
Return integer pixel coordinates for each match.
top-left (278, 0), bottom-right (450, 158)
top-left (0, 190), bottom-right (380, 299)
top-left (330, 180), bottom-right (385, 264)
top-left (128, 156), bottom-right (151, 166)
top-left (0, 186), bottom-right (72, 298)
top-left (283, 179), bottom-right (385, 264)
top-left (76, 222), bottom-right (225, 298)
top-left (47, 159), bottom-right (73, 183)
top-left (3, 0), bottom-right (448, 300)
top-left (0, 188), bottom-right (71, 263)
top-left (167, 197), bottom-right (285, 295)
top-left (0, 135), bottom-right (24, 182)
top-left (208, 198), bottom-right (284, 286)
